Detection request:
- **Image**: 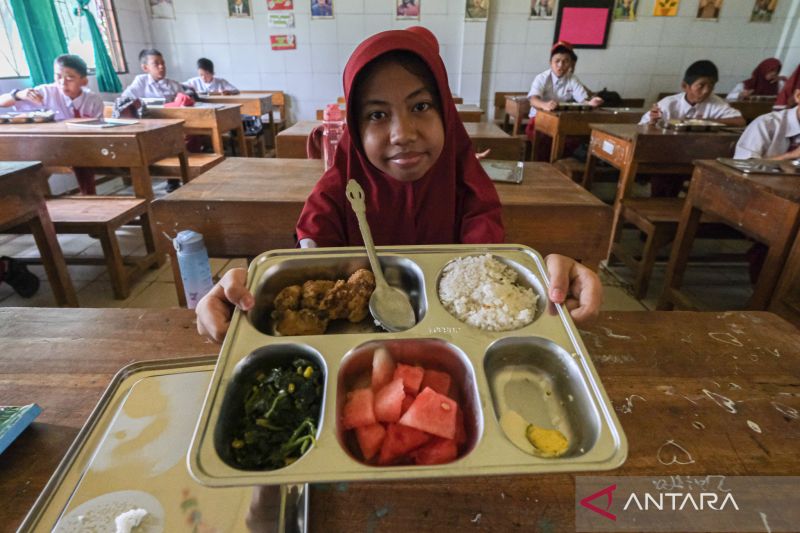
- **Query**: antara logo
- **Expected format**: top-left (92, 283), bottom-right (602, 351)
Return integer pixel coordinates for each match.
top-left (623, 492), bottom-right (739, 512)
top-left (580, 484), bottom-right (617, 521)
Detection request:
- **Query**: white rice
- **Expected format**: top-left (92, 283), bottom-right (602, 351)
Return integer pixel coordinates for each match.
top-left (438, 254), bottom-right (538, 331)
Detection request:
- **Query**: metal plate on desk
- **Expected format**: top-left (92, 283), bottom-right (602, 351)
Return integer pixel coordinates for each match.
top-left (481, 160), bottom-right (524, 183)
top-left (717, 158), bottom-right (800, 175)
top-left (189, 245), bottom-right (627, 487)
top-left (19, 357), bottom-right (304, 533)
top-left (663, 119), bottom-right (725, 131)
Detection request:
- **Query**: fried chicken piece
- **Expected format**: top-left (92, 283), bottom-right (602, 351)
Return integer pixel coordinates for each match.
top-left (319, 269), bottom-right (375, 323)
top-left (273, 285), bottom-right (302, 313)
top-left (301, 280), bottom-right (335, 311)
top-left (275, 309), bottom-right (328, 336)
top-left (348, 269), bottom-right (375, 290)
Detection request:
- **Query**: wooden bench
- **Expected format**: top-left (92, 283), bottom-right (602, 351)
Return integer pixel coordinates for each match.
top-left (495, 91), bottom-right (526, 131)
top-left (46, 196), bottom-right (162, 299)
top-left (242, 90), bottom-right (287, 140)
top-left (149, 153), bottom-right (224, 180)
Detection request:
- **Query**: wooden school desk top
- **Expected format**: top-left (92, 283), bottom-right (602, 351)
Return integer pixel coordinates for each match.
top-left (2, 308), bottom-right (799, 531)
top-left (198, 92), bottom-right (273, 116)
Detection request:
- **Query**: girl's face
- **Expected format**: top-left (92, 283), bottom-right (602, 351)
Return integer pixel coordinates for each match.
top-left (765, 69), bottom-right (779, 82)
top-left (356, 61), bottom-right (445, 183)
top-left (550, 53), bottom-right (574, 78)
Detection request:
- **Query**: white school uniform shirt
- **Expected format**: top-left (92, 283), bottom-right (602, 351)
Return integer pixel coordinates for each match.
top-left (526, 69), bottom-right (590, 118)
top-left (12, 84), bottom-right (103, 121)
top-left (183, 76), bottom-right (238, 94)
top-left (121, 73), bottom-right (185, 102)
top-left (639, 93), bottom-right (742, 125)
top-left (726, 80), bottom-right (784, 101)
top-left (734, 108), bottom-right (800, 159)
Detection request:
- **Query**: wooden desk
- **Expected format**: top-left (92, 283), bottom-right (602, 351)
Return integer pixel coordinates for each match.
top-left (198, 92), bottom-right (273, 117)
top-left (144, 103), bottom-right (247, 156)
top-left (533, 108), bottom-right (642, 163)
top-left (4, 308), bottom-right (799, 531)
top-left (728, 98), bottom-right (776, 123)
top-left (0, 119), bottom-right (187, 200)
top-left (584, 124), bottom-right (739, 258)
top-left (504, 95), bottom-right (530, 136)
top-left (456, 104), bottom-right (483, 122)
top-left (0, 162), bottom-right (77, 306)
top-left (152, 158), bottom-right (611, 304)
top-left (277, 121), bottom-right (516, 159)
top-left (771, 230), bottom-right (800, 328)
top-left (660, 160), bottom-right (800, 311)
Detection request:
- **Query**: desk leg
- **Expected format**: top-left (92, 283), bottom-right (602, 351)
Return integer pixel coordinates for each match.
top-left (178, 151), bottom-right (190, 184)
top-left (582, 153), bottom-right (598, 189)
top-left (167, 244), bottom-right (188, 307)
top-left (658, 200), bottom-right (702, 310)
top-left (130, 166), bottom-right (154, 200)
top-left (749, 234), bottom-right (797, 310)
top-left (212, 128), bottom-right (225, 156)
top-left (236, 124), bottom-right (249, 157)
top-left (29, 210), bottom-right (78, 307)
top-left (606, 161), bottom-right (638, 260)
top-left (550, 133), bottom-right (565, 163)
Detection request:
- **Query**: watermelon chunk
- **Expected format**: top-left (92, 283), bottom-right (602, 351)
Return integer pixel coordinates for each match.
top-left (398, 387), bottom-right (457, 440)
top-left (411, 437), bottom-right (459, 465)
top-left (342, 388), bottom-right (376, 429)
top-left (420, 369), bottom-right (452, 396)
top-left (374, 378), bottom-right (405, 423)
top-left (378, 423), bottom-right (431, 465)
top-left (371, 347), bottom-right (396, 391)
top-left (393, 363), bottom-right (425, 395)
top-left (400, 393), bottom-right (415, 415)
top-left (355, 423), bottom-right (386, 461)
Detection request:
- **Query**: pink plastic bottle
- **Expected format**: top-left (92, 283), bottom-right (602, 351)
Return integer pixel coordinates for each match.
top-left (322, 103), bottom-right (344, 170)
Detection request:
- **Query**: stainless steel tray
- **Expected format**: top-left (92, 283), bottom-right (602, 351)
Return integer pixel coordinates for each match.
top-left (555, 102), bottom-right (593, 111)
top-left (663, 118), bottom-right (725, 131)
top-left (481, 159), bottom-right (524, 184)
top-left (189, 245), bottom-right (627, 487)
top-left (18, 357), bottom-right (303, 533)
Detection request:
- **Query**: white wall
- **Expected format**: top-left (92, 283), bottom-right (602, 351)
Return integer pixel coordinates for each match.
top-left (483, 0), bottom-right (798, 118)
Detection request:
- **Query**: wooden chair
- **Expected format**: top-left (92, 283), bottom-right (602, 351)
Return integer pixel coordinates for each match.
top-left (553, 157), bottom-right (617, 185)
top-left (241, 89), bottom-right (288, 143)
top-left (150, 153), bottom-right (224, 179)
top-left (495, 91), bottom-right (526, 132)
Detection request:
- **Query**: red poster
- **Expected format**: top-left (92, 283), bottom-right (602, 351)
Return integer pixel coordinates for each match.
top-left (267, 0), bottom-right (293, 9)
top-left (270, 34), bottom-right (297, 50)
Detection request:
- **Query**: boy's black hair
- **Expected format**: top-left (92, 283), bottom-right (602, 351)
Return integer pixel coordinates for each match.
top-left (684, 60), bottom-right (718, 85)
top-left (139, 48), bottom-right (163, 64)
top-left (197, 57), bottom-right (215, 73)
top-left (550, 43), bottom-right (577, 63)
top-left (55, 54), bottom-right (88, 77)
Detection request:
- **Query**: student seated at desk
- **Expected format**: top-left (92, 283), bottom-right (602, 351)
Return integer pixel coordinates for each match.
top-left (121, 48), bottom-right (192, 102)
top-left (195, 27), bottom-right (603, 344)
top-left (184, 58), bottom-right (239, 95)
top-left (726, 58), bottom-right (783, 101)
top-left (776, 64), bottom-right (800, 108)
top-left (642, 60), bottom-right (745, 127)
top-left (0, 54), bottom-right (102, 195)
top-left (735, 88), bottom-right (800, 160)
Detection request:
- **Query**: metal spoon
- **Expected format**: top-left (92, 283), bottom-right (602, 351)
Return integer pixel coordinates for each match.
top-left (345, 179), bottom-right (416, 332)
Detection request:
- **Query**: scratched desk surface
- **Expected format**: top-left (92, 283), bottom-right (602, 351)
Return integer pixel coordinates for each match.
top-left (1, 309), bottom-right (798, 532)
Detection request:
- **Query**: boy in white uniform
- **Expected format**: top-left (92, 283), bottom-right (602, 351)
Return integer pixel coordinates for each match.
top-left (122, 49), bottom-right (189, 102)
top-left (734, 88), bottom-right (800, 160)
top-left (184, 58), bottom-right (238, 95)
top-left (0, 54), bottom-right (103, 195)
top-left (642, 60), bottom-right (744, 126)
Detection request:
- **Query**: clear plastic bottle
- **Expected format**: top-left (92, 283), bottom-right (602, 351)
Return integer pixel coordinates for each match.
top-left (322, 103), bottom-right (344, 170)
top-left (173, 230), bottom-right (214, 309)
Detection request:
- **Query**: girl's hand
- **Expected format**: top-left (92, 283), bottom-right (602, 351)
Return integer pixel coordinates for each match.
top-left (20, 88), bottom-right (44, 104)
top-left (544, 254), bottom-right (602, 325)
top-left (543, 100), bottom-right (558, 111)
top-left (589, 96), bottom-right (604, 107)
top-left (475, 148), bottom-right (491, 159)
top-left (196, 267), bottom-right (254, 343)
top-left (740, 89), bottom-right (753, 98)
top-left (648, 104), bottom-right (662, 124)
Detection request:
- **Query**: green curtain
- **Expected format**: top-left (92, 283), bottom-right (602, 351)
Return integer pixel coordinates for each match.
top-left (75, 0), bottom-right (122, 92)
top-left (9, 0), bottom-right (67, 85)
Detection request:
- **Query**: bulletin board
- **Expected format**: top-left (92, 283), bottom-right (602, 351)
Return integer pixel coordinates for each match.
top-left (553, 0), bottom-right (614, 48)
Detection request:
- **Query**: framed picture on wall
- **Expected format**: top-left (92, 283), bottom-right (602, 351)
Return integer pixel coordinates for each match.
top-left (613, 0), bottom-right (638, 21)
top-left (530, 0), bottom-right (555, 19)
top-left (553, 0), bottom-right (613, 49)
top-left (311, 0), bottom-right (334, 18)
top-left (466, 0), bottom-right (489, 20)
top-left (228, 0), bottom-right (252, 18)
top-left (653, 0), bottom-right (679, 16)
top-left (147, 0), bottom-right (175, 19)
top-left (396, 0), bottom-right (421, 19)
top-left (696, 0), bottom-right (723, 20)
top-left (751, 0), bottom-right (778, 22)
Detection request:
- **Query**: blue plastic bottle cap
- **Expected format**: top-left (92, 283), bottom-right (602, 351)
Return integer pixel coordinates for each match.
top-left (174, 230), bottom-right (205, 253)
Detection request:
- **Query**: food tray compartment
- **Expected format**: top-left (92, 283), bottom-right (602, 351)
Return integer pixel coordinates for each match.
top-left (336, 339), bottom-right (482, 465)
top-left (663, 119), bottom-right (725, 131)
top-left (249, 254), bottom-right (426, 336)
top-left (214, 344), bottom-right (327, 470)
top-left (484, 337), bottom-right (600, 458)
top-left (555, 102), bottom-right (592, 111)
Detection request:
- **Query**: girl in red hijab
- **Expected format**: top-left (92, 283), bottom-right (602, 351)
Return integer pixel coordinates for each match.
top-left (196, 28), bottom-right (603, 341)
top-left (727, 58), bottom-right (783, 100)
top-left (777, 64), bottom-right (800, 107)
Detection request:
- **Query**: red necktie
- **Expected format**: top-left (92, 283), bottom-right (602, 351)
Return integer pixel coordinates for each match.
top-left (73, 106), bottom-right (81, 118)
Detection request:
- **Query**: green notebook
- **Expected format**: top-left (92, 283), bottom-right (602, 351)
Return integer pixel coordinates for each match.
top-left (0, 404), bottom-right (42, 454)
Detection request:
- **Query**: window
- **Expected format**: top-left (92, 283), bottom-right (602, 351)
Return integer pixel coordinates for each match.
top-left (0, 0), bottom-right (127, 79)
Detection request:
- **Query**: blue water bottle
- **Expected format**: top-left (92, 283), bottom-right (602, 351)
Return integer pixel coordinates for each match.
top-left (173, 230), bottom-right (214, 309)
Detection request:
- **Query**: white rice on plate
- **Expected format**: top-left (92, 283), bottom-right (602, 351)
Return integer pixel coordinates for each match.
top-left (438, 254), bottom-right (538, 331)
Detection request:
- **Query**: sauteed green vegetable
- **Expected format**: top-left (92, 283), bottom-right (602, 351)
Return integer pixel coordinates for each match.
top-left (231, 358), bottom-right (323, 469)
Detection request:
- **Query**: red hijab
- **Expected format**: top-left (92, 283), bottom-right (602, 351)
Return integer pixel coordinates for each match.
top-left (295, 29), bottom-right (504, 247)
top-left (742, 58), bottom-right (781, 95)
top-left (777, 64), bottom-right (800, 107)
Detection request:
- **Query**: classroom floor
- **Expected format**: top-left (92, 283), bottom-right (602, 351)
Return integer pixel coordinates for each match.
top-left (0, 177), bottom-right (755, 313)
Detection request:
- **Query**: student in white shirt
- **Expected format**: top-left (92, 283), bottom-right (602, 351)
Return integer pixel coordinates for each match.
top-left (121, 48), bottom-right (189, 103)
top-left (0, 54), bottom-right (102, 195)
top-left (184, 58), bottom-right (239, 95)
top-left (642, 60), bottom-right (745, 127)
top-left (734, 88), bottom-right (800, 160)
top-left (726, 58), bottom-right (783, 101)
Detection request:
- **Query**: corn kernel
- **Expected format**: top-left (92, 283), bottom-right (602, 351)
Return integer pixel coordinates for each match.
top-left (231, 439), bottom-right (245, 449)
top-left (288, 382), bottom-right (296, 393)
top-left (303, 366), bottom-right (313, 379)
top-left (255, 418), bottom-right (269, 427)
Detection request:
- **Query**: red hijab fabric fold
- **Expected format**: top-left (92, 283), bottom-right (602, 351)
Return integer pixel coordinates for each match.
top-left (742, 58), bottom-right (781, 95)
top-left (777, 64), bottom-right (800, 107)
top-left (296, 28), bottom-right (504, 247)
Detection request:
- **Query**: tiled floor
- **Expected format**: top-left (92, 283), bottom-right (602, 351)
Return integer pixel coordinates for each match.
top-left (1, 176), bottom-right (757, 313)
